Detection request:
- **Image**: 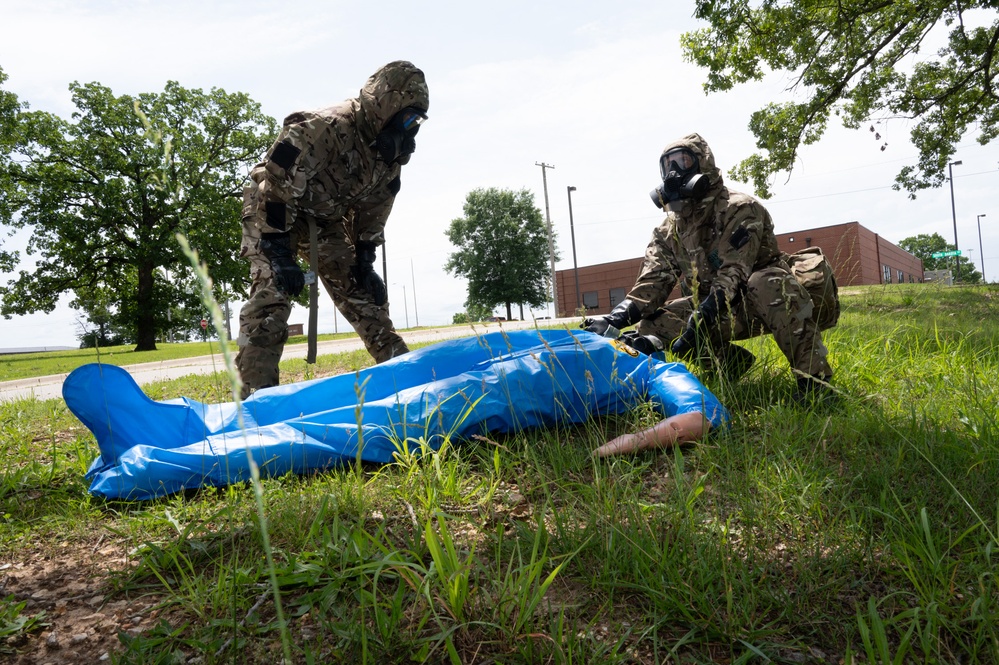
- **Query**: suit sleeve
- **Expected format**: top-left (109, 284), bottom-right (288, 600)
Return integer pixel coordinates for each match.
top-left (246, 113), bottom-right (332, 235)
top-left (626, 221), bottom-right (681, 317)
top-left (713, 197), bottom-right (772, 303)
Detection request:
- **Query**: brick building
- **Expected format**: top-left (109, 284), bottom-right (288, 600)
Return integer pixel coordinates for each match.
top-left (555, 221), bottom-right (923, 316)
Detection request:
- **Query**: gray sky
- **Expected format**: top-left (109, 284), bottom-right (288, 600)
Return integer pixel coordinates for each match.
top-left (2, 0), bottom-right (997, 349)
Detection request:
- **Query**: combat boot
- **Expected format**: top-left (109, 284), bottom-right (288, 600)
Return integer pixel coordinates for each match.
top-left (792, 374), bottom-right (837, 406)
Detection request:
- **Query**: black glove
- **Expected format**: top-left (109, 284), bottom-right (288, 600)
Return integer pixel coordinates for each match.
top-left (620, 331), bottom-right (664, 356)
top-left (350, 241), bottom-right (387, 306)
top-left (670, 320), bottom-right (700, 359)
top-left (581, 299), bottom-right (641, 337)
top-left (260, 233), bottom-right (304, 297)
top-left (697, 288), bottom-right (723, 328)
top-left (670, 288), bottom-right (724, 358)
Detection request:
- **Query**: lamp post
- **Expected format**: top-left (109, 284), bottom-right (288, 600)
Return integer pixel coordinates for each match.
top-left (948, 160), bottom-right (962, 280)
top-left (566, 186), bottom-right (581, 313)
top-left (977, 213), bottom-right (987, 283)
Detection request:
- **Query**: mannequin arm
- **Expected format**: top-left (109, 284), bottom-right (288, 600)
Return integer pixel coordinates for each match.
top-left (594, 411), bottom-right (708, 458)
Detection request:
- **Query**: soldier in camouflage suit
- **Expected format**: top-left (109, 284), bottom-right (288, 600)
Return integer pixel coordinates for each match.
top-left (236, 61), bottom-right (429, 398)
top-left (583, 133), bottom-right (834, 402)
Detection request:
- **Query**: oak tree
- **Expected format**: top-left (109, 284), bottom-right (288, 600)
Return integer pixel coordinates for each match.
top-left (0, 77), bottom-right (276, 350)
top-left (445, 188), bottom-right (557, 321)
top-left (0, 67), bottom-right (23, 274)
top-left (682, 0), bottom-right (999, 197)
top-left (898, 232), bottom-right (982, 282)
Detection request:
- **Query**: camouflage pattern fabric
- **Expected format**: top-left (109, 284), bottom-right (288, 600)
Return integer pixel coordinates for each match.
top-left (629, 133), bottom-right (833, 381)
top-left (236, 61), bottom-right (428, 398)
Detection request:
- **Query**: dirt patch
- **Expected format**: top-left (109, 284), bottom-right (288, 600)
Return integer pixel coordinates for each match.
top-left (2, 540), bottom-right (164, 664)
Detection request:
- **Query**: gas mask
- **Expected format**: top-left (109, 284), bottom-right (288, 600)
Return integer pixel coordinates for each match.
top-left (649, 147), bottom-right (709, 209)
top-left (373, 106), bottom-right (427, 165)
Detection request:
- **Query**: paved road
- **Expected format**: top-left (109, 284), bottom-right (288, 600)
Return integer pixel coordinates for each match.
top-left (0, 318), bottom-right (579, 403)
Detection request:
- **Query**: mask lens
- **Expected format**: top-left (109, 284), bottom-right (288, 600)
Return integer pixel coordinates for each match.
top-left (663, 148), bottom-right (696, 173)
top-left (400, 108), bottom-right (428, 130)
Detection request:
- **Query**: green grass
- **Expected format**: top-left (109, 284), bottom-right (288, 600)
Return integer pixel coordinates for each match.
top-left (2, 283), bottom-right (998, 663)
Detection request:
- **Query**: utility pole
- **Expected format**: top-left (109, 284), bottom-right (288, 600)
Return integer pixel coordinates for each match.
top-left (402, 284), bottom-right (409, 328)
top-left (977, 214), bottom-right (987, 283)
top-left (948, 160), bottom-right (962, 281)
top-left (536, 161), bottom-right (558, 318)
top-left (411, 258), bottom-right (419, 327)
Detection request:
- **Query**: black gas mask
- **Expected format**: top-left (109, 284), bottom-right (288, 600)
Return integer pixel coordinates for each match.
top-left (373, 106), bottom-right (427, 165)
top-left (649, 147), bottom-right (709, 209)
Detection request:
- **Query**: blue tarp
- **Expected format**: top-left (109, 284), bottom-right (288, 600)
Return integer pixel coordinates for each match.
top-left (64, 329), bottom-right (728, 501)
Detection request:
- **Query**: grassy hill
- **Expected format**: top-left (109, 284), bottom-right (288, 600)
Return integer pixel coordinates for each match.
top-left (1, 283), bottom-right (997, 663)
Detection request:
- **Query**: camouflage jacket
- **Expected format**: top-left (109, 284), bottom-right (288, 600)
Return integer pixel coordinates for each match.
top-left (627, 133), bottom-right (783, 316)
top-left (244, 60), bottom-right (429, 247)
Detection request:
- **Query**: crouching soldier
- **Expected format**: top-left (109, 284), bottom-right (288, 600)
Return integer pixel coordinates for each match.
top-left (583, 133), bottom-right (839, 403)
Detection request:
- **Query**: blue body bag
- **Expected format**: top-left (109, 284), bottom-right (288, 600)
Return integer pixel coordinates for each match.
top-left (63, 329), bottom-right (728, 501)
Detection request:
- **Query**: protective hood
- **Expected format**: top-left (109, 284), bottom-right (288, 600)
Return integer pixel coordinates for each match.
top-left (357, 60), bottom-right (429, 142)
top-left (661, 133), bottom-right (724, 195)
top-left (654, 133), bottom-right (725, 221)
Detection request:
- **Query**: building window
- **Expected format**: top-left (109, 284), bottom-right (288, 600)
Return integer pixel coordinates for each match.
top-left (582, 291), bottom-right (599, 309)
top-left (897, 269), bottom-right (904, 283)
top-left (883, 265), bottom-right (891, 283)
top-left (608, 288), bottom-right (626, 308)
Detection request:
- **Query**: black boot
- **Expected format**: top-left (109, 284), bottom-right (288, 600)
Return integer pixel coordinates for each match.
top-left (792, 375), bottom-right (837, 406)
top-left (720, 344), bottom-right (755, 382)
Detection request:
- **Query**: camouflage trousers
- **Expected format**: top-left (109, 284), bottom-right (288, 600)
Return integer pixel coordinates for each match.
top-left (235, 218), bottom-right (409, 398)
top-left (636, 265), bottom-right (832, 380)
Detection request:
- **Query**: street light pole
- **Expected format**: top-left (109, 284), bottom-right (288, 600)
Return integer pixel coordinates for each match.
top-left (948, 160), bottom-right (962, 280)
top-left (977, 213), bottom-right (987, 283)
top-left (566, 186), bottom-right (581, 313)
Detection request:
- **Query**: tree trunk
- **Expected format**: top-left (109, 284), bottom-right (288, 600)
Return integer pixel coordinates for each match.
top-left (134, 259), bottom-right (158, 351)
top-left (505, 302), bottom-right (513, 321)
top-left (518, 303), bottom-right (524, 320)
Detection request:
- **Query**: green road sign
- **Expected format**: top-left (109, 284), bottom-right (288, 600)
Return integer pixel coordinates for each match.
top-left (931, 250), bottom-right (962, 258)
